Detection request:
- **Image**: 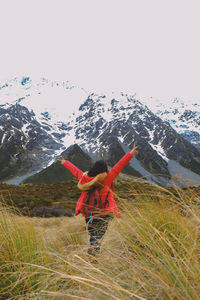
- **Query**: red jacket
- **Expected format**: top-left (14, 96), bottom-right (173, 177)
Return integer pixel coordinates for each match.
top-left (63, 152), bottom-right (133, 217)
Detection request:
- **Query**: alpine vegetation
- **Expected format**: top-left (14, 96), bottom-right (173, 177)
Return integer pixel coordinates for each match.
top-left (0, 182), bottom-right (200, 299)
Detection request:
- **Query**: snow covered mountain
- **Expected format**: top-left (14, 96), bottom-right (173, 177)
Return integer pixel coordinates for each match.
top-left (0, 77), bottom-right (87, 181)
top-left (64, 93), bottom-right (200, 186)
top-left (146, 97), bottom-right (200, 151)
top-left (1, 77), bottom-right (200, 187)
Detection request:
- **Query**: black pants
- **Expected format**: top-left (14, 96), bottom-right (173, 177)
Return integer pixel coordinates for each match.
top-left (85, 215), bottom-right (112, 255)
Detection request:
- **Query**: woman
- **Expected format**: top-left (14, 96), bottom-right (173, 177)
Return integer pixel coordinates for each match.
top-left (58, 144), bottom-right (138, 255)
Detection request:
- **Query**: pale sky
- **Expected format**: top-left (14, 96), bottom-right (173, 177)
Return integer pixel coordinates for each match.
top-left (1, 0), bottom-right (200, 105)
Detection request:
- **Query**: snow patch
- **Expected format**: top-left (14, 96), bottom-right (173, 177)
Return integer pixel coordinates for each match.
top-left (149, 142), bottom-right (169, 162)
top-left (1, 133), bottom-right (6, 143)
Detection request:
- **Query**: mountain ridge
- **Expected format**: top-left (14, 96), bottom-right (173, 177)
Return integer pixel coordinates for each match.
top-left (1, 77), bottom-right (200, 187)
top-left (144, 97), bottom-right (200, 151)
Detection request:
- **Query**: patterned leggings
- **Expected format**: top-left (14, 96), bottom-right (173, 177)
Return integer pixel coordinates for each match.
top-left (85, 215), bottom-right (112, 255)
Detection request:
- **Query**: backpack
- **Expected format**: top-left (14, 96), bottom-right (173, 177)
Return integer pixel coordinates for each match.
top-left (81, 186), bottom-right (108, 218)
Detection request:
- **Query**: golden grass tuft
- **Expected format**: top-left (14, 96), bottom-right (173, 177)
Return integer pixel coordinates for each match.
top-left (0, 182), bottom-right (200, 299)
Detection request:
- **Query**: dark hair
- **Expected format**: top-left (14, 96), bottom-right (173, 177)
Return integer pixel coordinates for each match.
top-left (87, 160), bottom-right (108, 177)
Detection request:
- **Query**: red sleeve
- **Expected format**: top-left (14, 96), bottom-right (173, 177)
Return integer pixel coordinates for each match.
top-left (104, 152), bottom-right (133, 184)
top-left (63, 161), bottom-right (83, 180)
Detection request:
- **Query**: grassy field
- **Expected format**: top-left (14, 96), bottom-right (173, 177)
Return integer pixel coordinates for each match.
top-left (0, 180), bottom-right (200, 299)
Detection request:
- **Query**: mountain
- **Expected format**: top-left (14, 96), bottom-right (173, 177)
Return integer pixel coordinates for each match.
top-left (149, 98), bottom-right (200, 151)
top-left (64, 93), bottom-right (200, 186)
top-left (0, 102), bottom-right (65, 181)
top-left (0, 77), bottom-right (87, 182)
top-left (1, 77), bottom-right (200, 187)
top-left (23, 144), bottom-right (92, 184)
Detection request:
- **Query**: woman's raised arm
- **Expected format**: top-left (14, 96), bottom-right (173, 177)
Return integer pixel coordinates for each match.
top-left (58, 156), bottom-right (83, 180)
top-left (104, 144), bottom-right (138, 183)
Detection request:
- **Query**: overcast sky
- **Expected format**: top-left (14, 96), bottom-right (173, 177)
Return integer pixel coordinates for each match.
top-left (0, 0), bottom-right (200, 105)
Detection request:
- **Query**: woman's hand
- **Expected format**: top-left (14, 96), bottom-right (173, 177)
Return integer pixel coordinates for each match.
top-left (58, 156), bottom-right (65, 165)
top-left (130, 144), bottom-right (138, 156)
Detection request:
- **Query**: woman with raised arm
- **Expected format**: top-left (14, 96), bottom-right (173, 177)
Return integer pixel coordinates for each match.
top-left (58, 144), bottom-right (138, 256)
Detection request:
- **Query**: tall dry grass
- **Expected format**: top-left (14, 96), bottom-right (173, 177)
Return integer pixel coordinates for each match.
top-left (0, 181), bottom-right (200, 299)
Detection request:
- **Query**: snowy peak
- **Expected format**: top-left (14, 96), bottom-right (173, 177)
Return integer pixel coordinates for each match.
top-left (0, 76), bottom-right (88, 123)
top-left (149, 97), bottom-right (200, 151)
